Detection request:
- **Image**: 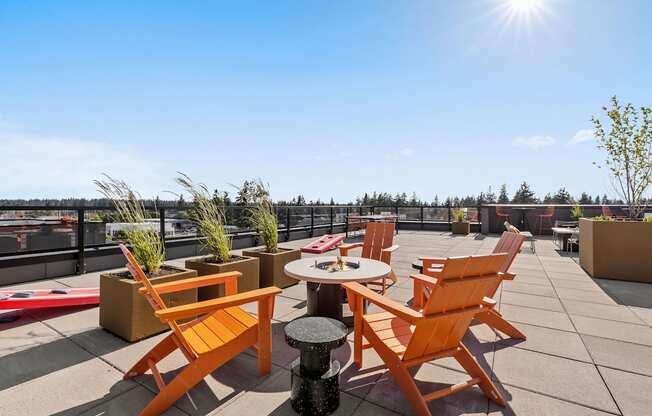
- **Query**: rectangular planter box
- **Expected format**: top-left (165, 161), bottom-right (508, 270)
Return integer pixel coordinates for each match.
top-left (451, 222), bottom-right (470, 235)
top-left (242, 247), bottom-right (301, 288)
top-left (580, 218), bottom-right (652, 282)
top-left (99, 266), bottom-right (197, 342)
top-left (185, 256), bottom-right (259, 301)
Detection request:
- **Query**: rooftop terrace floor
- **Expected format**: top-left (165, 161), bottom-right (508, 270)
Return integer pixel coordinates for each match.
top-left (2, 231), bottom-right (652, 416)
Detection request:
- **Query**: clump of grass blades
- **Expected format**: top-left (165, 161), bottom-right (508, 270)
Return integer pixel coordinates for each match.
top-left (248, 189), bottom-right (278, 253)
top-left (453, 209), bottom-right (465, 222)
top-left (175, 173), bottom-right (232, 263)
top-left (95, 175), bottom-right (164, 275)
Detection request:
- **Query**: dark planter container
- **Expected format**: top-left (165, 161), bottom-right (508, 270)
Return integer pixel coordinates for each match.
top-left (242, 247), bottom-right (301, 288)
top-left (185, 256), bottom-right (260, 301)
top-left (99, 265), bottom-right (197, 342)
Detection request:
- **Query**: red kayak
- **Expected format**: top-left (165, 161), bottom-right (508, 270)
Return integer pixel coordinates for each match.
top-left (0, 288), bottom-right (100, 309)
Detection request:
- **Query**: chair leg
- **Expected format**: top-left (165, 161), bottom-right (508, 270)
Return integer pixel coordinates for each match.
top-left (476, 309), bottom-right (526, 340)
top-left (387, 362), bottom-right (431, 416)
top-left (139, 354), bottom-right (216, 416)
top-left (454, 344), bottom-right (506, 406)
top-left (124, 333), bottom-right (178, 379)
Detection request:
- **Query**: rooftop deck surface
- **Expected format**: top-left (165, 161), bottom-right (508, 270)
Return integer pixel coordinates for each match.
top-left (2, 231), bottom-right (652, 416)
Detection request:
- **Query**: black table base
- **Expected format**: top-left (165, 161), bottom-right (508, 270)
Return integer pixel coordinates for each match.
top-left (285, 317), bottom-right (348, 416)
top-left (290, 359), bottom-right (341, 416)
top-left (306, 282), bottom-right (364, 327)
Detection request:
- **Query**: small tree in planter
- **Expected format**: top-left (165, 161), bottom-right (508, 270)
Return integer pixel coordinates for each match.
top-left (242, 180), bottom-right (301, 288)
top-left (451, 209), bottom-right (470, 235)
top-left (176, 174), bottom-right (260, 299)
top-left (580, 97), bottom-right (652, 282)
top-left (95, 175), bottom-right (197, 342)
top-left (592, 96), bottom-right (652, 220)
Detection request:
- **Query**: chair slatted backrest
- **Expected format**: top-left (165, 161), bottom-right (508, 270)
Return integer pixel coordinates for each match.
top-left (543, 206), bottom-right (555, 216)
top-left (492, 231), bottom-right (526, 273)
top-left (361, 222), bottom-right (395, 262)
top-left (403, 254), bottom-right (506, 361)
top-left (119, 244), bottom-right (191, 353)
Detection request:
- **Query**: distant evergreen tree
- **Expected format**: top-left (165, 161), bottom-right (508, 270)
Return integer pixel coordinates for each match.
top-left (551, 187), bottom-right (573, 204)
top-left (512, 182), bottom-right (538, 203)
top-left (498, 184), bottom-right (510, 204)
top-left (578, 192), bottom-right (592, 204)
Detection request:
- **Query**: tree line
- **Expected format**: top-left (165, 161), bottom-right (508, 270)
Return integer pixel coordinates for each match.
top-left (2, 180), bottom-right (649, 209)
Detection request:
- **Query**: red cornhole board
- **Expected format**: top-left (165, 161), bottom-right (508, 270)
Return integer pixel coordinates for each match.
top-left (301, 234), bottom-right (345, 254)
top-left (0, 288), bottom-right (100, 310)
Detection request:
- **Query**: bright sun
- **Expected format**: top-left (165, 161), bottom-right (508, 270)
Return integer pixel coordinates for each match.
top-left (507, 0), bottom-right (543, 16)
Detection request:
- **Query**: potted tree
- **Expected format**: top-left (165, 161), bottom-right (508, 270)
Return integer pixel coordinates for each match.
top-left (580, 97), bottom-right (652, 282)
top-left (451, 209), bottom-right (470, 235)
top-left (570, 204), bottom-right (583, 224)
top-left (96, 175), bottom-right (197, 342)
top-left (242, 181), bottom-right (301, 288)
top-left (176, 174), bottom-right (260, 300)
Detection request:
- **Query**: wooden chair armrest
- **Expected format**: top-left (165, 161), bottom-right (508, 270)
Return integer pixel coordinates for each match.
top-left (139, 271), bottom-right (241, 295)
top-left (155, 287), bottom-right (282, 322)
top-left (409, 273), bottom-right (439, 287)
top-left (418, 256), bottom-right (447, 263)
top-left (339, 242), bottom-right (364, 250)
top-left (339, 242), bottom-right (364, 256)
top-left (499, 272), bottom-right (516, 281)
top-left (343, 282), bottom-right (422, 323)
top-left (482, 297), bottom-right (497, 308)
top-left (382, 245), bottom-right (399, 253)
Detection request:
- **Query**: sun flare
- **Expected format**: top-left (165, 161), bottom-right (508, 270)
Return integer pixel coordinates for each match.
top-left (508, 0), bottom-right (542, 15)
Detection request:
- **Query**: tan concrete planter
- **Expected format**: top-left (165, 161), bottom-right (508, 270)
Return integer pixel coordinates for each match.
top-left (242, 247), bottom-right (301, 288)
top-left (99, 266), bottom-right (197, 342)
top-left (580, 218), bottom-right (652, 282)
top-left (185, 256), bottom-right (259, 301)
top-left (451, 221), bottom-right (470, 235)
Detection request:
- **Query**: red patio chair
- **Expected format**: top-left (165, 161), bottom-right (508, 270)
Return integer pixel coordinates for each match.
top-left (537, 206), bottom-right (555, 235)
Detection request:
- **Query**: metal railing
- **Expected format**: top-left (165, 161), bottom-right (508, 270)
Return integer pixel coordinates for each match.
top-left (0, 203), bottom-right (481, 274)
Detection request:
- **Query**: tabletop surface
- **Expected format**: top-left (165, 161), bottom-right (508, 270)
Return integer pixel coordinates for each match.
top-left (284, 256), bottom-right (392, 284)
top-left (285, 317), bottom-right (347, 348)
top-left (551, 227), bottom-right (580, 234)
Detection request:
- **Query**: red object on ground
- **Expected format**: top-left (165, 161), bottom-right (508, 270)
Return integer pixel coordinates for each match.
top-left (301, 234), bottom-right (345, 254)
top-left (0, 288), bottom-right (100, 309)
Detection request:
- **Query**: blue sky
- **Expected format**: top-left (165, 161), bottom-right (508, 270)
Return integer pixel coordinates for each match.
top-left (1, 0), bottom-right (651, 202)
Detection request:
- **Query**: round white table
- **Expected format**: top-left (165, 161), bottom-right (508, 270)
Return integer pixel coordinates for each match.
top-left (285, 256), bottom-right (392, 325)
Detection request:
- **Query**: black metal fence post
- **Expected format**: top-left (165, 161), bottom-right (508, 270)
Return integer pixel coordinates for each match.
top-left (159, 208), bottom-right (166, 250)
top-left (395, 204), bottom-right (399, 232)
top-left (447, 202), bottom-right (452, 231)
top-left (420, 205), bottom-right (424, 230)
top-left (310, 207), bottom-right (314, 237)
top-left (76, 209), bottom-right (85, 275)
top-left (345, 206), bottom-right (350, 238)
top-left (286, 207), bottom-right (291, 241)
top-left (329, 206), bottom-right (334, 234)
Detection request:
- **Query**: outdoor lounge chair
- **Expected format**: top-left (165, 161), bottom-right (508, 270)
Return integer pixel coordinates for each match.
top-left (344, 254), bottom-right (509, 416)
top-left (339, 222), bottom-right (398, 294)
top-left (118, 244), bottom-right (281, 416)
top-left (415, 231), bottom-right (526, 340)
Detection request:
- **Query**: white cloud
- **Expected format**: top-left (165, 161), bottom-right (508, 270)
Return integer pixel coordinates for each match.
top-left (568, 129), bottom-right (595, 145)
top-left (400, 147), bottom-right (415, 157)
top-left (1, 130), bottom-right (165, 198)
top-left (512, 135), bottom-right (556, 149)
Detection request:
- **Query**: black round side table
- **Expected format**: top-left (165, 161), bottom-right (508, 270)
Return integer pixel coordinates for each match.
top-left (284, 316), bottom-right (348, 416)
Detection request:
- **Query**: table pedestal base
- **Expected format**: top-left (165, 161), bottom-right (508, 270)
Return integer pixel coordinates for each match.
top-left (290, 358), bottom-right (341, 416)
top-left (307, 282), bottom-right (343, 322)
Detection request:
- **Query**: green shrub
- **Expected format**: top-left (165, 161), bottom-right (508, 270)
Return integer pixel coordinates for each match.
top-left (453, 209), bottom-right (465, 222)
top-left (95, 175), bottom-right (165, 275)
top-left (176, 173), bottom-right (232, 263)
top-left (643, 215), bottom-right (652, 222)
top-left (248, 182), bottom-right (278, 253)
top-left (571, 204), bottom-right (583, 220)
top-left (593, 215), bottom-right (615, 222)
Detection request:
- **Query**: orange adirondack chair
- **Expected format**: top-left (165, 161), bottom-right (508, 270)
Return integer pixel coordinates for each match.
top-left (118, 244), bottom-right (282, 416)
top-left (344, 254), bottom-right (509, 416)
top-left (339, 222), bottom-right (399, 294)
top-left (416, 231), bottom-right (526, 340)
